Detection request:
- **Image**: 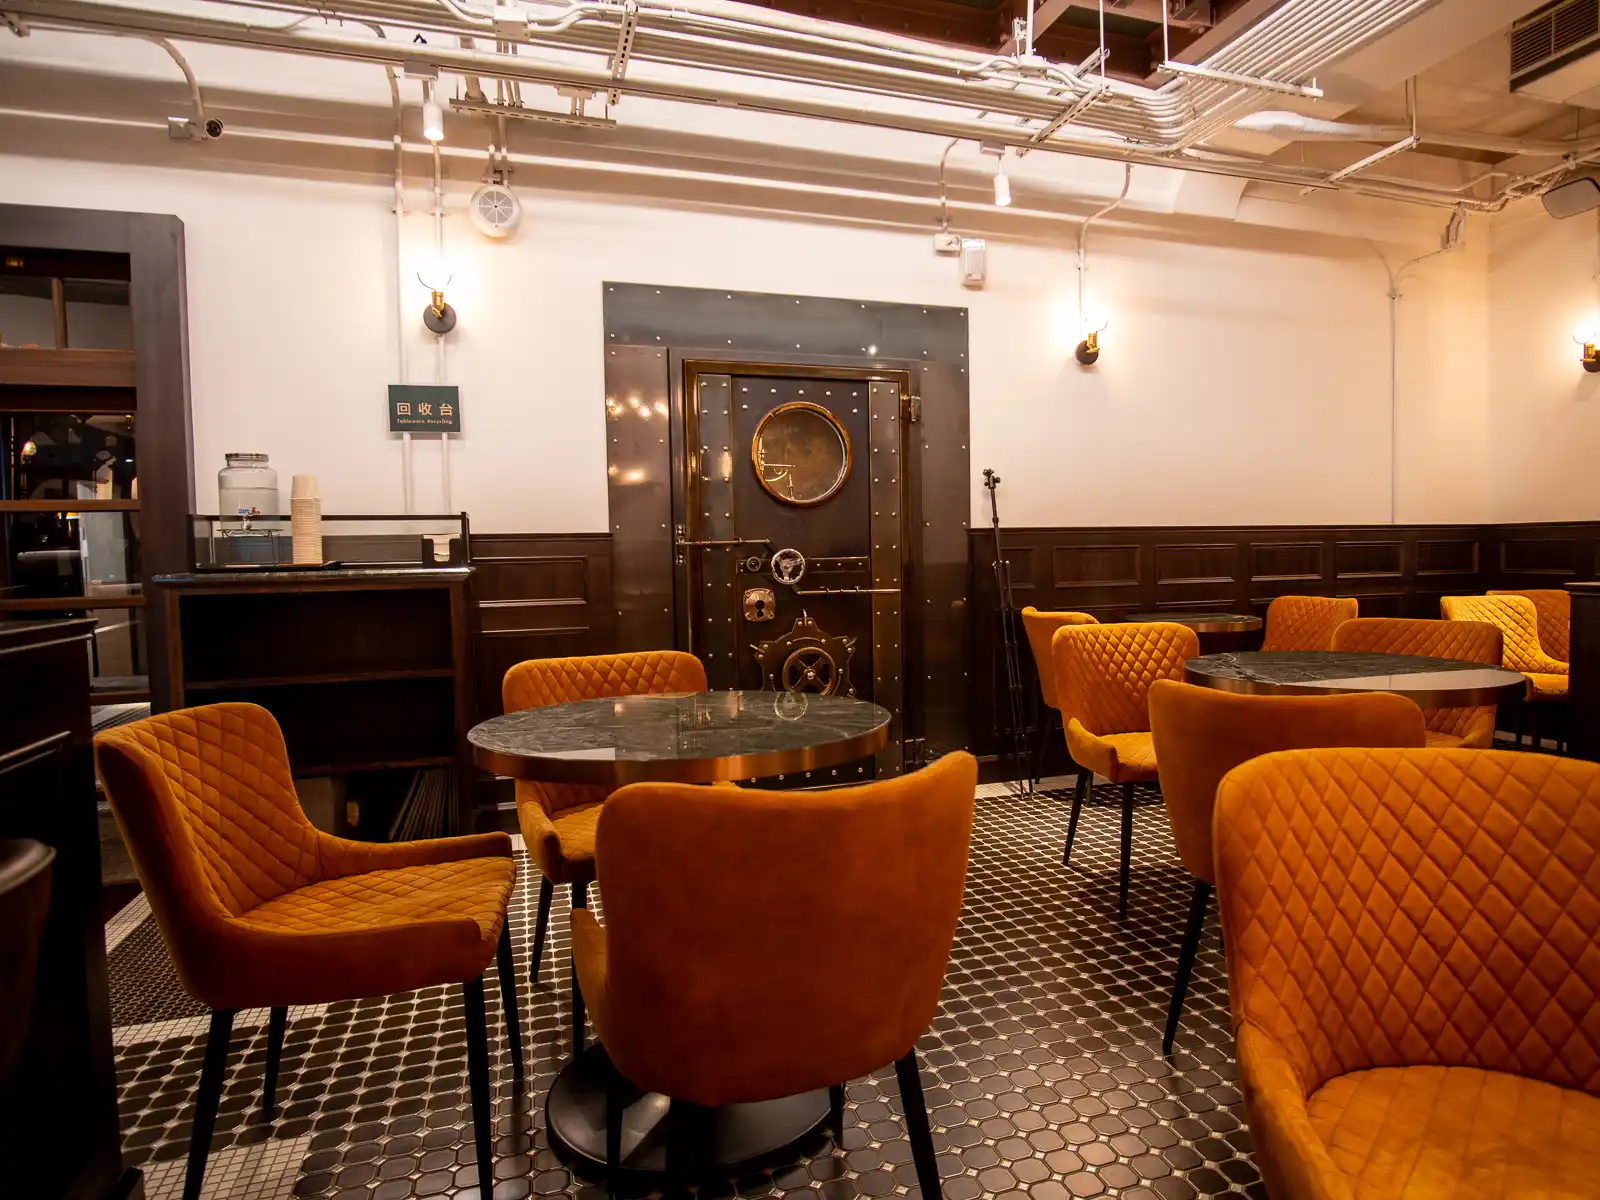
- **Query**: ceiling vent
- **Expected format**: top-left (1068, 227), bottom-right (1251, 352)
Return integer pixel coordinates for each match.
top-left (1512, 0), bottom-right (1600, 102)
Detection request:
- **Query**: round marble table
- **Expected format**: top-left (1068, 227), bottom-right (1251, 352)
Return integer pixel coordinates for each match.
top-left (469, 689), bottom-right (890, 1174)
top-left (1122, 611), bottom-right (1262, 634)
top-left (468, 689), bottom-right (891, 786)
top-left (1185, 651), bottom-right (1529, 707)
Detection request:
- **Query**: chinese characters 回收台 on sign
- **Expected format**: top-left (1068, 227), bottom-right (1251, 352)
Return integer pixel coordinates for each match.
top-left (388, 384), bottom-right (462, 433)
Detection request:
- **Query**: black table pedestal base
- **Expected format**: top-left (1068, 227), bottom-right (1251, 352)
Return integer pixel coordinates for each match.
top-left (546, 1045), bottom-right (831, 1174)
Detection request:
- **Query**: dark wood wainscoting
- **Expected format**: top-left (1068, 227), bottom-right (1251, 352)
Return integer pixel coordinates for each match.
top-left (469, 534), bottom-right (614, 720)
top-left (970, 521), bottom-right (1600, 760)
top-left (464, 522), bottom-right (1600, 760)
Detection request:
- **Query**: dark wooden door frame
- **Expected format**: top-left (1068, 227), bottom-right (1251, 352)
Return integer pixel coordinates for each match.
top-left (0, 204), bottom-right (194, 704)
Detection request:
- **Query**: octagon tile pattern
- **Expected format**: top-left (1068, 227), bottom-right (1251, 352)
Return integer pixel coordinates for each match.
top-left (107, 777), bottom-right (1263, 1200)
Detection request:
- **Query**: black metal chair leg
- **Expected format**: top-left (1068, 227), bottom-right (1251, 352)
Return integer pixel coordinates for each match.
top-left (530, 875), bottom-right (553, 986)
top-left (462, 977), bottom-right (494, 1200)
top-left (1029, 714), bottom-right (1054, 786)
top-left (571, 880), bottom-right (588, 1059)
top-left (895, 1049), bottom-right (943, 1200)
top-left (829, 1083), bottom-right (846, 1136)
top-left (1063, 769), bottom-right (1089, 866)
top-left (1162, 880), bottom-right (1212, 1056)
top-left (1118, 782), bottom-right (1135, 918)
top-left (182, 1008), bottom-right (236, 1200)
top-left (261, 1005), bottom-right (287, 1118)
top-left (496, 922), bottom-right (525, 1082)
top-left (1530, 705), bottom-right (1543, 752)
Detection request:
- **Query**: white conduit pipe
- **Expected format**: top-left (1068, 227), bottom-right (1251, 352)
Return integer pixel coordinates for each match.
top-left (1385, 222), bottom-right (1464, 524)
top-left (432, 139), bottom-right (450, 512)
top-left (366, 23), bottom-right (413, 515)
top-left (1077, 163), bottom-right (1130, 336)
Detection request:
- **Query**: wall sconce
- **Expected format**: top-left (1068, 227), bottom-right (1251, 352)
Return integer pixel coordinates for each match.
top-left (1076, 312), bottom-right (1109, 366)
top-left (418, 271), bottom-right (456, 335)
top-left (1574, 322), bottom-right (1600, 372)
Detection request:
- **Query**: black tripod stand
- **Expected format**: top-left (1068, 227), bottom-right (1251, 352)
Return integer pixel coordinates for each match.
top-left (983, 469), bottom-right (1032, 795)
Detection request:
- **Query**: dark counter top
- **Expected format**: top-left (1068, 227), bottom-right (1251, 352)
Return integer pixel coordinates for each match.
top-left (155, 566), bottom-right (472, 587)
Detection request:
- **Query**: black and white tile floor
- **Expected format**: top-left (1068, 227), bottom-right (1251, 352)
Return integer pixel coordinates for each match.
top-left (106, 778), bottom-right (1261, 1200)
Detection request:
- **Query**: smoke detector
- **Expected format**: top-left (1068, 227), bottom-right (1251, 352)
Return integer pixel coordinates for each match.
top-left (470, 182), bottom-right (522, 239)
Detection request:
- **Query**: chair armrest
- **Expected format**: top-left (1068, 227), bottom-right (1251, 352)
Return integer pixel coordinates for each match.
top-left (1235, 1023), bottom-right (1353, 1200)
top-left (317, 830), bottom-right (513, 878)
top-left (1065, 718), bottom-right (1119, 781)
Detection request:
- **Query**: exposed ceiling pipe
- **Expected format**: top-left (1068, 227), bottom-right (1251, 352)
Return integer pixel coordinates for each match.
top-left (0, 0), bottom-right (1557, 211)
top-left (1237, 110), bottom-right (1600, 158)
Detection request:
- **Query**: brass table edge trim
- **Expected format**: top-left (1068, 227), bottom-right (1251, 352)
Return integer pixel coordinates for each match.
top-left (1184, 664), bottom-right (1529, 707)
top-left (471, 723), bottom-right (890, 785)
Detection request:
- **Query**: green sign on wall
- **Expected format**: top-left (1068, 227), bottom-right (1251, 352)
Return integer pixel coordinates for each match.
top-left (388, 384), bottom-right (462, 433)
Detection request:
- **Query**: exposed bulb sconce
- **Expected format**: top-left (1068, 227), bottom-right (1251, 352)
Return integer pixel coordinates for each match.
top-left (1574, 321), bottom-right (1600, 372)
top-left (421, 99), bottom-right (445, 144)
top-left (418, 271), bottom-right (457, 335)
top-left (1076, 310), bottom-right (1109, 366)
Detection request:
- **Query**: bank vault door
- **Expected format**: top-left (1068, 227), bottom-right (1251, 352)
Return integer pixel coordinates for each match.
top-left (679, 368), bottom-right (907, 780)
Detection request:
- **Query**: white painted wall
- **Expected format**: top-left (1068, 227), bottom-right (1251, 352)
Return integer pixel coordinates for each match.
top-left (0, 149), bottom-right (1494, 531)
top-left (1488, 200), bottom-right (1600, 523)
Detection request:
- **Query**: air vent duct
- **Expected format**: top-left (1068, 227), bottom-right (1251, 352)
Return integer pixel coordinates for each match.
top-left (1512, 0), bottom-right (1600, 94)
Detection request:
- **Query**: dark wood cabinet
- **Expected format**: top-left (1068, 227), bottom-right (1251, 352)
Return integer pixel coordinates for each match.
top-left (0, 618), bottom-right (136, 1200)
top-left (1568, 582), bottom-right (1600, 762)
top-left (156, 568), bottom-right (482, 831)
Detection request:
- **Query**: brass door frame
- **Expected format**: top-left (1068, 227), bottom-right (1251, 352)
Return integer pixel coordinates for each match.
top-left (678, 359), bottom-right (914, 775)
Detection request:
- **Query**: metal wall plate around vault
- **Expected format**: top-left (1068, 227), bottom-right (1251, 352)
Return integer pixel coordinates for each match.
top-left (602, 283), bottom-right (971, 772)
top-left (603, 344), bottom-right (675, 651)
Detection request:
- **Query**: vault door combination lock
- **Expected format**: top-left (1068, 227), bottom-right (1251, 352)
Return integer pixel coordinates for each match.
top-left (743, 588), bottom-right (777, 622)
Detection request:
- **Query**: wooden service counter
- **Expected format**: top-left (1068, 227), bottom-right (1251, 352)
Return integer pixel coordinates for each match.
top-left (0, 618), bottom-right (136, 1200)
top-left (154, 567), bottom-right (481, 831)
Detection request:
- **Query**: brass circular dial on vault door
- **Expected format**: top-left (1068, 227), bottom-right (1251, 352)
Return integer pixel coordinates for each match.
top-left (751, 401), bottom-right (851, 506)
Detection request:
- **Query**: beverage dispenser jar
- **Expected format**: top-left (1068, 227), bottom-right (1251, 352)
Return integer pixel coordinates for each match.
top-left (218, 453), bottom-right (280, 533)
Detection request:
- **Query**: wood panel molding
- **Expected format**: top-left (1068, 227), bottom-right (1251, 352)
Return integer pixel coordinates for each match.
top-left (468, 533), bottom-right (614, 721)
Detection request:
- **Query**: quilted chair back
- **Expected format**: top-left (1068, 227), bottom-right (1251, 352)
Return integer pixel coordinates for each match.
top-left (1259, 595), bottom-right (1359, 651)
top-left (502, 651), bottom-right (709, 814)
top-left (1441, 595), bottom-right (1567, 675)
top-left (1488, 588), bottom-right (1571, 662)
top-left (1215, 747), bottom-right (1600, 1100)
top-left (592, 752), bottom-right (977, 1106)
top-left (1053, 622), bottom-right (1199, 737)
top-left (1019, 607), bottom-right (1098, 711)
top-left (1331, 617), bottom-right (1502, 745)
top-left (1147, 681), bottom-right (1424, 884)
top-left (96, 704), bottom-right (324, 990)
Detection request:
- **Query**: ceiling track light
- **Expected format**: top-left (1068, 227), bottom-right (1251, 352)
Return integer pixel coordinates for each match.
top-left (422, 98), bottom-right (445, 143)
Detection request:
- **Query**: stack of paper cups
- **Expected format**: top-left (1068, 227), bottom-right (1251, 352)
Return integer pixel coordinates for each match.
top-left (290, 474), bottom-right (322, 565)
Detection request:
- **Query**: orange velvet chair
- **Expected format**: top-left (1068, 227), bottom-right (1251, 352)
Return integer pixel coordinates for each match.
top-left (1019, 607), bottom-right (1098, 784)
top-left (502, 650), bottom-right (707, 1052)
top-left (1489, 587), bottom-right (1570, 661)
top-left (1259, 594), bottom-right (1359, 651)
top-left (1330, 616), bottom-right (1503, 748)
top-left (1146, 682), bottom-right (1424, 1056)
top-left (1214, 747), bottom-right (1600, 1200)
top-left (571, 752), bottom-right (977, 1195)
top-left (1053, 621), bottom-right (1199, 915)
top-left (1442, 596), bottom-right (1565, 752)
top-left (94, 703), bottom-right (520, 1200)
